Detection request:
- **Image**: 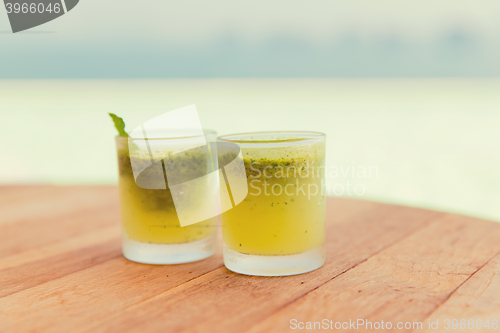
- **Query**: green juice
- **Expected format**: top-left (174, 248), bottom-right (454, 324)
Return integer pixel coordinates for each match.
top-left (116, 141), bottom-right (216, 244)
top-left (221, 140), bottom-right (326, 255)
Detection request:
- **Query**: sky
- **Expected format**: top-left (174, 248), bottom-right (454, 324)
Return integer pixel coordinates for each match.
top-left (1, 0), bottom-right (500, 77)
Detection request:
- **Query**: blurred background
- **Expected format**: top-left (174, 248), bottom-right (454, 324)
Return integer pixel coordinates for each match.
top-left (1, 0), bottom-right (499, 221)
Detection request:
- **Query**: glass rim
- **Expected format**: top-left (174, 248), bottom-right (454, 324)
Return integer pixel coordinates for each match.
top-left (217, 131), bottom-right (326, 144)
top-left (115, 129), bottom-right (217, 141)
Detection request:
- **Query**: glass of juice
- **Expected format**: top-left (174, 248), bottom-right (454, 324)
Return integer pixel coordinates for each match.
top-left (217, 131), bottom-right (326, 276)
top-left (115, 130), bottom-right (218, 264)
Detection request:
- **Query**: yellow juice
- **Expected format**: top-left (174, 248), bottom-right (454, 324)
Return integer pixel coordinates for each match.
top-left (117, 143), bottom-right (216, 244)
top-left (221, 140), bottom-right (326, 255)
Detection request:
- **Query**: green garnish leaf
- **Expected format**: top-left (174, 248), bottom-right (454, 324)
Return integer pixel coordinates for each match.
top-left (109, 113), bottom-right (129, 137)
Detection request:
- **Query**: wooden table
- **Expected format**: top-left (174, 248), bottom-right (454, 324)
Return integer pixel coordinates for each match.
top-left (1, 186), bottom-right (499, 332)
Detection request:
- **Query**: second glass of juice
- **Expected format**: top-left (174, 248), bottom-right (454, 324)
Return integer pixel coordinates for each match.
top-left (217, 131), bottom-right (326, 276)
top-left (116, 130), bottom-right (218, 264)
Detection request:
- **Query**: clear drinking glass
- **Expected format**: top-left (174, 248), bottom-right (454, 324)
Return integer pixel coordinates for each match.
top-left (115, 130), bottom-right (218, 264)
top-left (217, 131), bottom-right (326, 276)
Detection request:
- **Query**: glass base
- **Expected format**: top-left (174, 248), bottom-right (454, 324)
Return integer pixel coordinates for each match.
top-left (122, 233), bottom-right (216, 265)
top-left (223, 244), bottom-right (325, 276)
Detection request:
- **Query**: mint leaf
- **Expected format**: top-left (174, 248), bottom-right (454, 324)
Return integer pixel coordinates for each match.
top-left (109, 113), bottom-right (129, 137)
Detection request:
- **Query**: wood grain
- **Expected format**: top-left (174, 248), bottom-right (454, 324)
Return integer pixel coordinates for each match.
top-left (248, 214), bottom-right (500, 333)
top-left (421, 252), bottom-right (500, 332)
top-left (0, 186), bottom-right (499, 333)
